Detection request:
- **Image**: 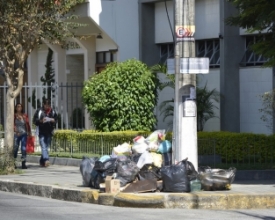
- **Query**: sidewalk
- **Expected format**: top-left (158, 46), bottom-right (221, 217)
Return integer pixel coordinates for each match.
top-left (0, 158), bottom-right (274, 209)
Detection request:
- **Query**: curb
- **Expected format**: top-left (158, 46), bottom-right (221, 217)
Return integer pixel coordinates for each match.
top-left (1, 179), bottom-right (275, 209)
top-left (26, 155), bottom-right (275, 181)
top-left (27, 155), bottom-right (82, 167)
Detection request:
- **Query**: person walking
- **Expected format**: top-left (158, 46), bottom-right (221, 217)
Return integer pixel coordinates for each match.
top-left (14, 103), bottom-right (31, 169)
top-left (33, 99), bottom-right (58, 167)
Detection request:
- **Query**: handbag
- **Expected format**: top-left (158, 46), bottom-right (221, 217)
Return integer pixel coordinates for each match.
top-left (26, 136), bottom-right (35, 153)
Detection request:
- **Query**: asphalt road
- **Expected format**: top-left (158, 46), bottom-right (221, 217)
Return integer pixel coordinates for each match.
top-left (0, 191), bottom-right (275, 220)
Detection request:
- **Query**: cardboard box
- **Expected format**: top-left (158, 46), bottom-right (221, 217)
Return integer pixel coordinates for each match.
top-left (105, 176), bottom-right (120, 194)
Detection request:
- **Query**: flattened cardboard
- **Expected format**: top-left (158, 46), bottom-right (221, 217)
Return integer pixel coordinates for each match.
top-left (122, 179), bottom-right (157, 193)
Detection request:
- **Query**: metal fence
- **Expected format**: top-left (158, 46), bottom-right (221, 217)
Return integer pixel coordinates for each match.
top-left (1, 129), bottom-right (275, 169)
top-left (0, 82), bottom-right (86, 130)
top-left (50, 135), bottom-right (215, 159)
top-left (50, 134), bottom-right (275, 169)
top-left (48, 136), bottom-right (224, 168)
top-left (1, 83), bottom-right (274, 169)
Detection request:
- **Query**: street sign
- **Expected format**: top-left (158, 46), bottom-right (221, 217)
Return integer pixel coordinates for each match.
top-left (167, 57), bottom-right (209, 74)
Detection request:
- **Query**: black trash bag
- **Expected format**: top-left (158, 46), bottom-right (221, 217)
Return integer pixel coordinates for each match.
top-left (198, 166), bottom-right (236, 191)
top-left (138, 164), bottom-right (161, 181)
top-left (186, 160), bottom-right (198, 181)
top-left (94, 158), bottom-right (118, 176)
top-left (90, 169), bottom-right (105, 189)
top-left (160, 160), bottom-right (190, 192)
top-left (130, 153), bottom-right (142, 164)
top-left (79, 156), bottom-right (99, 187)
top-left (116, 158), bottom-right (140, 187)
top-left (162, 152), bottom-right (172, 166)
top-left (177, 158), bottom-right (198, 181)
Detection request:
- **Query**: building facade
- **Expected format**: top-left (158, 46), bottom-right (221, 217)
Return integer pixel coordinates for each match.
top-left (139, 0), bottom-right (274, 134)
top-left (24, 0), bottom-right (273, 134)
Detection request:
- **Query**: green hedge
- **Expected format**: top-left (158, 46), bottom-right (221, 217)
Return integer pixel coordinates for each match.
top-left (198, 131), bottom-right (275, 163)
top-left (52, 130), bottom-right (275, 163)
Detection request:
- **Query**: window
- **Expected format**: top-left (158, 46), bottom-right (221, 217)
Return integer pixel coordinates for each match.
top-left (96, 51), bottom-right (116, 73)
top-left (196, 39), bottom-right (220, 68)
top-left (96, 51), bottom-right (114, 64)
top-left (240, 36), bottom-right (268, 67)
top-left (158, 43), bottom-right (175, 64)
top-left (158, 40), bottom-right (220, 68)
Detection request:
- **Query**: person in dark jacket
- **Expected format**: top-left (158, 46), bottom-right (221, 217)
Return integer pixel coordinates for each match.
top-left (33, 99), bottom-right (58, 167)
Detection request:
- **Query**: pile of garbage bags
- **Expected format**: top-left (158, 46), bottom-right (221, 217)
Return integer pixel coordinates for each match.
top-left (79, 130), bottom-right (236, 193)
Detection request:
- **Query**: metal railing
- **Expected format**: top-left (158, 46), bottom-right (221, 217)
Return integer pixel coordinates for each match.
top-left (1, 128), bottom-right (274, 169)
top-left (0, 82), bottom-right (86, 130)
top-left (48, 134), bottom-right (275, 169)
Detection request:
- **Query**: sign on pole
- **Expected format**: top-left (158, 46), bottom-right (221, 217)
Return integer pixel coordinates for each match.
top-left (167, 57), bottom-right (209, 74)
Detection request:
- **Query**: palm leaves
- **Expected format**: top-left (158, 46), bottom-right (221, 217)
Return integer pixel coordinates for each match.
top-left (158, 99), bottom-right (174, 127)
top-left (196, 84), bottom-right (220, 131)
top-left (151, 64), bottom-right (220, 131)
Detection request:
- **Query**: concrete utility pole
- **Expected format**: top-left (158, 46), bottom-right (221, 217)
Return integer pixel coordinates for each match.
top-left (173, 0), bottom-right (198, 170)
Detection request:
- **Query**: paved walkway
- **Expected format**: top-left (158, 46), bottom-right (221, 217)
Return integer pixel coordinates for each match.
top-left (0, 162), bottom-right (275, 209)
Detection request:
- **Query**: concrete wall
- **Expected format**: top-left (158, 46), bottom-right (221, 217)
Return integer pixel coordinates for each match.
top-left (37, 44), bottom-right (49, 83)
top-left (139, 1), bottom-right (160, 66)
top-left (154, 0), bottom-right (220, 42)
top-left (155, 1), bottom-right (174, 44)
top-left (219, 0), bottom-right (244, 132)
top-left (240, 67), bottom-right (273, 134)
top-left (66, 55), bottom-right (84, 84)
top-left (100, 0), bottom-right (140, 61)
top-left (65, 55), bottom-right (85, 128)
top-left (195, 0), bottom-right (220, 40)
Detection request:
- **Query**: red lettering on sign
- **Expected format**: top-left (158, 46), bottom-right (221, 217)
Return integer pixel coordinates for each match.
top-left (176, 27), bottom-right (194, 38)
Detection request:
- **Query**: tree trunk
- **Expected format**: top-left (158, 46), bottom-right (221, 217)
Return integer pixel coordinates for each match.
top-left (2, 92), bottom-right (15, 173)
top-left (1, 68), bottom-right (24, 173)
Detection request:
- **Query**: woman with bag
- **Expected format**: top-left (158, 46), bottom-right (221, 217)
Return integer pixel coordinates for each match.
top-left (14, 103), bottom-right (31, 169)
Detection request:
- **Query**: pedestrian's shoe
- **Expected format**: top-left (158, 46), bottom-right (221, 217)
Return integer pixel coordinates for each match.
top-left (44, 160), bottom-right (50, 167)
top-left (22, 161), bottom-right (28, 169)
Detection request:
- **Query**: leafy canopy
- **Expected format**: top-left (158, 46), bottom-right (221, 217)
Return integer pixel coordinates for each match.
top-left (0, 0), bottom-right (85, 173)
top-left (0, 0), bottom-right (85, 91)
top-left (82, 59), bottom-right (159, 132)
top-left (226, 0), bottom-right (275, 66)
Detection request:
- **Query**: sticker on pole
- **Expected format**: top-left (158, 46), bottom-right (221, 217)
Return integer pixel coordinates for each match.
top-left (167, 58), bottom-right (209, 74)
top-left (175, 25), bottom-right (195, 42)
top-left (183, 98), bottom-right (196, 117)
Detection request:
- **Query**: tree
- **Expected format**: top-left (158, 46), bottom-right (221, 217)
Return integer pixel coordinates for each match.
top-left (82, 59), bottom-right (159, 131)
top-left (226, 0), bottom-right (275, 67)
top-left (41, 48), bottom-right (56, 102)
top-left (0, 0), bottom-right (85, 173)
top-left (151, 64), bottom-right (174, 128)
top-left (259, 90), bottom-right (275, 132)
top-left (30, 48), bottom-right (55, 109)
top-left (196, 84), bottom-right (220, 131)
top-left (151, 64), bottom-right (220, 131)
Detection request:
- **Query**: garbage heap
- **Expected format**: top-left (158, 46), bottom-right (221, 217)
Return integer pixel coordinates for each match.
top-left (80, 130), bottom-right (236, 193)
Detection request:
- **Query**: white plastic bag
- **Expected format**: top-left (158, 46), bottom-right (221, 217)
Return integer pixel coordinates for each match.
top-left (150, 152), bottom-right (163, 168)
top-left (113, 142), bottom-right (132, 156)
top-left (132, 136), bottom-right (149, 154)
top-left (136, 151), bottom-right (153, 169)
top-left (145, 130), bottom-right (166, 152)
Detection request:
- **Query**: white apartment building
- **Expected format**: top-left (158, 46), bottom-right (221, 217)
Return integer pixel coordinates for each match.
top-left (24, 0), bottom-right (273, 134)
